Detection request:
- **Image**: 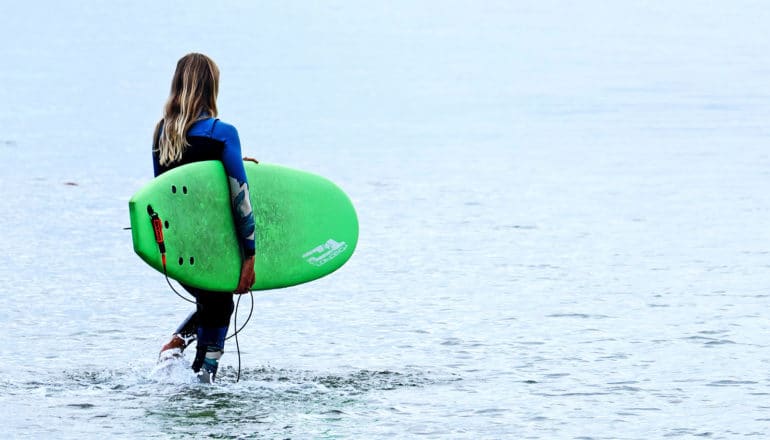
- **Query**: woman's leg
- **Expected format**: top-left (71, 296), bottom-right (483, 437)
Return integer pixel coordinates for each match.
top-left (186, 287), bottom-right (235, 382)
top-left (158, 310), bottom-right (198, 359)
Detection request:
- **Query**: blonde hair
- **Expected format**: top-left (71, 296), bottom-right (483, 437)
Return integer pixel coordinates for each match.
top-left (153, 53), bottom-right (220, 166)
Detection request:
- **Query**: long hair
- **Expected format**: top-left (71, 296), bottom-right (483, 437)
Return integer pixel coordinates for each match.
top-left (153, 53), bottom-right (220, 166)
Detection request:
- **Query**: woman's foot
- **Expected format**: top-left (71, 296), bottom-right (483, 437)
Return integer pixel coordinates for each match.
top-left (194, 347), bottom-right (223, 383)
top-left (158, 334), bottom-right (192, 361)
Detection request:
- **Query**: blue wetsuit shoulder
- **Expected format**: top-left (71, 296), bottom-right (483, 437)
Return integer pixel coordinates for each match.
top-left (192, 119), bottom-right (249, 185)
top-left (153, 118), bottom-right (256, 256)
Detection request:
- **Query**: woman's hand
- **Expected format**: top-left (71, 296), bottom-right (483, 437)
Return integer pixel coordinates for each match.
top-left (243, 157), bottom-right (259, 164)
top-left (235, 255), bottom-right (256, 294)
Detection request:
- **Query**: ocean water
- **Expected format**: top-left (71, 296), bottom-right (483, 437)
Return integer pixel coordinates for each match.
top-left (1, 1), bottom-right (770, 438)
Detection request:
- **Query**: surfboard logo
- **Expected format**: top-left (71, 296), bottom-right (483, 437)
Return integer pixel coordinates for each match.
top-left (303, 239), bottom-right (348, 267)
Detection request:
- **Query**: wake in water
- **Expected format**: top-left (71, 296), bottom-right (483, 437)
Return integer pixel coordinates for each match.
top-left (18, 362), bottom-right (459, 404)
top-left (0, 363), bottom-right (459, 438)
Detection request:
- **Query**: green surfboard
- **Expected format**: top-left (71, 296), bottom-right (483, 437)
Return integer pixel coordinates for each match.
top-left (128, 161), bottom-right (358, 291)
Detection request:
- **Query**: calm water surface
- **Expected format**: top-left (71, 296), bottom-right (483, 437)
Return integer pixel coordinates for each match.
top-left (1, 1), bottom-right (770, 438)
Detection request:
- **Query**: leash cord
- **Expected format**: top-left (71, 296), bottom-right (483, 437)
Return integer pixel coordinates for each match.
top-left (149, 205), bottom-right (255, 382)
top-left (229, 289), bottom-right (254, 382)
top-left (163, 268), bottom-right (197, 304)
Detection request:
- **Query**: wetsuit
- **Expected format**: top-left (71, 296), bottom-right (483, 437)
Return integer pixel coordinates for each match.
top-left (153, 117), bottom-right (256, 379)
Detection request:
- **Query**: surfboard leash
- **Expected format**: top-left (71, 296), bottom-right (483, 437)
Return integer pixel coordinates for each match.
top-left (228, 288), bottom-right (255, 382)
top-left (147, 204), bottom-right (255, 382)
top-left (147, 205), bottom-right (196, 304)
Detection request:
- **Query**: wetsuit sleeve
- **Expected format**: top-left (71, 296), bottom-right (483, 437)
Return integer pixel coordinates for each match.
top-left (216, 123), bottom-right (256, 257)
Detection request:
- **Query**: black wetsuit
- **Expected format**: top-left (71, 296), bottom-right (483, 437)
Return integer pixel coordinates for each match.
top-left (153, 117), bottom-right (256, 376)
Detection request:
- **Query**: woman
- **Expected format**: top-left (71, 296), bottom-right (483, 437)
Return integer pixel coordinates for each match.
top-left (153, 53), bottom-right (256, 383)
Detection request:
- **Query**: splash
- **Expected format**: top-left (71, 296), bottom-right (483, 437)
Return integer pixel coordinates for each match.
top-left (149, 356), bottom-right (197, 384)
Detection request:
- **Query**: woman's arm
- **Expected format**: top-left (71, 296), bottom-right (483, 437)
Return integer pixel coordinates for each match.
top-left (215, 121), bottom-right (257, 292)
